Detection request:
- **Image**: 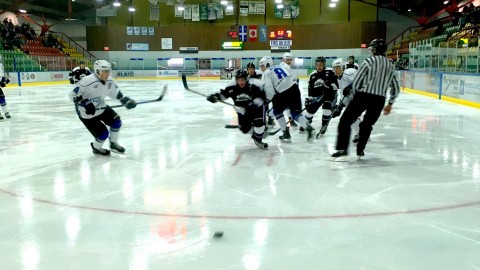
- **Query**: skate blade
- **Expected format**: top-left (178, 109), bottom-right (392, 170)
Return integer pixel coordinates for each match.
top-left (110, 149), bottom-right (125, 155)
top-left (331, 156), bottom-right (350, 162)
top-left (280, 139), bottom-right (292, 143)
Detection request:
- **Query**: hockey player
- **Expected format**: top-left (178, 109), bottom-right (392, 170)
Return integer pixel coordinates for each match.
top-left (206, 69), bottom-right (268, 149)
top-left (246, 62), bottom-right (262, 79)
top-left (0, 62), bottom-right (11, 120)
top-left (332, 38), bottom-right (400, 159)
top-left (70, 60), bottom-right (137, 155)
top-left (331, 58), bottom-right (361, 142)
top-left (69, 60), bottom-right (91, 84)
top-left (259, 56), bottom-right (314, 142)
top-left (279, 52), bottom-right (297, 127)
top-left (345, 56), bottom-right (359, 70)
top-left (302, 56), bottom-right (339, 136)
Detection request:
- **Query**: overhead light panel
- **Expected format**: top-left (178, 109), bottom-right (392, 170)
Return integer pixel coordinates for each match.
top-left (226, 5), bottom-right (233, 10)
top-left (221, 0), bottom-right (228, 5)
top-left (19, 9), bottom-right (27, 13)
top-left (128, 6), bottom-right (135, 12)
top-left (329, 3), bottom-right (336, 7)
top-left (275, 0), bottom-right (282, 3)
top-left (113, 1), bottom-right (121, 7)
top-left (331, 0), bottom-right (338, 2)
top-left (177, 6), bottom-right (185, 11)
top-left (277, 4), bottom-right (284, 9)
top-left (443, 0), bottom-right (449, 4)
top-left (408, 8), bottom-right (412, 11)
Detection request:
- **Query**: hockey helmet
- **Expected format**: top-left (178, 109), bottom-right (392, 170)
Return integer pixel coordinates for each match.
top-left (332, 58), bottom-right (345, 68)
top-left (259, 56), bottom-right (273, 68)
top-left (79, 60), bottom-right (86, 65)
top-left (246, 62), bottom-right (256, 69)
top-left (282, 52), bottom-right (293, 60)
top-left (369, 38), bottom-right (387, 55)
top-left (94, 60), bottom-right (111, 74)
top-left (235, 69), bottom-right (248, 79)
top-left (315, 56), bottom-right (326, 64)
top-left (348, 55), bottom-right (355, 61)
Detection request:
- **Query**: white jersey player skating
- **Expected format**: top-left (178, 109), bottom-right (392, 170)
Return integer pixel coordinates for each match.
top-left (331, 58), bottom-right (361, 143)
top-left (260, 56), bottom-right (314, 142)
top-left (69, 60), bottom-right (137, 155)
top-left (0, 62), bottom-right (11, 120)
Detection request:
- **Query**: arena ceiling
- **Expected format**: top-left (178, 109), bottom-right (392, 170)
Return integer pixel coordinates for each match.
top-left (0, 0), bottom-right (473, 23)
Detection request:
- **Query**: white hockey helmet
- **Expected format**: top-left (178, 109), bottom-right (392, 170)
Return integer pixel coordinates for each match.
top-left (259, 56), bottom-right (273, 68)
top-left (94, 60), bottom-right (112, 75)
top-left (332, 58), bottom-right (345, 68)
top-left (282, 52), bottom-right (293, 60)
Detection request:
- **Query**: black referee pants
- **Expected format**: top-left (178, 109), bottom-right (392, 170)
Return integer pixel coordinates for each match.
top-left (335, 92), bottom-right (386, 153)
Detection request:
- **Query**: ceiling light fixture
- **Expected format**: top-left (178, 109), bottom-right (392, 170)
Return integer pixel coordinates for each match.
top-left (226, 5), bottom-right (233, 10)
top-left (329, 3), bottom-right (336, 7)
top-left (277, 4), bottom-right (284, 9)
top-left (221, 0), bottom-right (228, 5)
top-left (19, 9), bottom-right (27, 13)
top-left (443, 0), bottom-right (449, 4)
top-left (113, 1), bottom-right (121, 7)
top-left (275, 0), bottom-right (282, 3)
top-left (178, 5), bottom-right (185, 11)
top-left (128, 6), bottom-right (135, 12)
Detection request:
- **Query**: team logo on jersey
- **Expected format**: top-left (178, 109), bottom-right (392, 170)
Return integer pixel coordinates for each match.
top-left (314, 79), bottom-right (325, 88)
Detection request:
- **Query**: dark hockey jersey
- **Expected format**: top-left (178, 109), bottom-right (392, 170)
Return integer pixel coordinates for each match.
top-left (69, 67), bottom-right (92, 82)
top-left (307, 68), bottom-right (339, 97)
top-left (220, 80), bottom-right (265, 107)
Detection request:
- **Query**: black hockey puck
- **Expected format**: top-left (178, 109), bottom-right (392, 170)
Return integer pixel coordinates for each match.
top-left (213, 231), bottom-right (224, 238)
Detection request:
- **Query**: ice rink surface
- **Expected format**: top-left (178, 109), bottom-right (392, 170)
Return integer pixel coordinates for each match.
top-left (1, 78), bottom-right (479, 270)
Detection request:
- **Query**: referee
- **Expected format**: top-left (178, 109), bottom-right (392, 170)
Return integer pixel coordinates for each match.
top-left (332, 38), bottom-right (400, 159)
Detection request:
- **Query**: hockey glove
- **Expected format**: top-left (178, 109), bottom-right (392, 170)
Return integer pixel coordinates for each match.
top-left (252, 97), bottom-right (264, 107)
top-left (79, 99), bottom-right (96, 115)
top-left (69, 77), bottom-right (75, 84)
top-left (120, 96), bottom-right (137, 109)
top-left (207, 93), bottom-right (221, 103)
top-left (332, 104), bottom-right (344, 118)
top-left (304, 97), bottom-right (315, 108)
top-left (343, 85), bottom-right (353, 97)
top-left (0, 82), bottom-right (5, 88)
top-left (6, 78), bottom-right (10, 84)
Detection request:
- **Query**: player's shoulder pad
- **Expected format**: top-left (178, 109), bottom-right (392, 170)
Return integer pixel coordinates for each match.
top-left (255, 69), bottom-right (264, 75)
top-left (77, 74), bottom-right (96, 87)
top-left (309, 70), bottom-right (317, 77)
top-left (344, 68), bottom-right (357, 76)
top-left (325, 67), bottom-right (334, 71)
top-left (249, 78), bottom-right (264, 89)
top-left (85, 67), bottom-right (91, 71)
top-left (72, 66), bottom-right (80, 71)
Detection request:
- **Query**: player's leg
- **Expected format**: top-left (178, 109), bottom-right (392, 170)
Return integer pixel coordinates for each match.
top-left (80, 117), bottom-right (111, 155)
top-left (332, 94), bottom-right (367, 157)
top-left (251, 105), bottom-right (268, 149)
top-left (101, 108), bottom-right (125, 154)
top-left (356, 95), bottom-right (385, 157)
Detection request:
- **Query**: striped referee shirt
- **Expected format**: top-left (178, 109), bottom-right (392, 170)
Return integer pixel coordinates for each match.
top-left (352, 55), bottom-right (400, 105)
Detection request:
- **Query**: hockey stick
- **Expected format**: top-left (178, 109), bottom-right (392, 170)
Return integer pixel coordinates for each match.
top-left (225, 124), bottom-right (239, 128)
top-left (181, 74), bottom-right (244, 110)
top-left (98, 85), bottom-right (168, 110)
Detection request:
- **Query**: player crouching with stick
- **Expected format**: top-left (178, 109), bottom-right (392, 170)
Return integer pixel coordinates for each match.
top-left (70, 60), bottom-right (137, 155)
top-left (206, 69), bottom-right (269, 150)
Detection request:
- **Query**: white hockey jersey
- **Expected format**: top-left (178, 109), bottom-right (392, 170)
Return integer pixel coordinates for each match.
top-left (279, 62), bottom-right (293, 73)
top-left (70, 74), bottom-right (120, 119)
top-left (337, 67), bottom-right (358, 106)
top-left (0, 63), bottom-right (5, 78)
top-left (261, 64), bottom-right (296, 100)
